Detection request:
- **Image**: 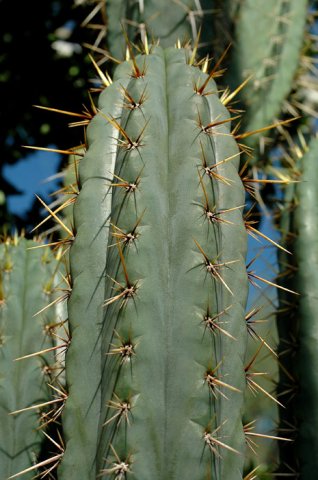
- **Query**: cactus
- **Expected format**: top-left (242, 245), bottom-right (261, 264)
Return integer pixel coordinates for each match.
top-left (0, 236), bottom-right (58, 479)
top-left (228, 0), bottom-right (308, 154)
top-left (277, 137), bottom-right (318, 478)
top-left (3, 1), bottom-right (315, 476)
top-left (58, 45), bottom-right (249, 479)
top-left (60, 155), bottom-right (79, 238)
top-left (105, 0), bottom-right (212, 59)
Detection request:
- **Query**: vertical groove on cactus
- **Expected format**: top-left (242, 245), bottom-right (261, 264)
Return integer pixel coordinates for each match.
top-left (0, 237), bottom-right (56, 479)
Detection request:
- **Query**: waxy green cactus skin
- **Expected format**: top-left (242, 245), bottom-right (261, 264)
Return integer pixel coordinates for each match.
top-left (230, 0), bottom-right (308, 151)
top-left (277, 138), bottom-right (318, 478)
top-left (106, 0), bottom-right (211, 59)
top-left (59, 46), bottom-right (249, 480)
top-left (57, 72), bottom-right (129, 478)
top-left (0, 238), bottom-right (55, 479)
top-left (294, 138), bottom-right (318, 478)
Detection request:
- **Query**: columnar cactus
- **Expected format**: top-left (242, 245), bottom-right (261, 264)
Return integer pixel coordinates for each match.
top-left (227, 0), bottom-right (308, 154)
top-left (277, 137), bottom-right (318, 478)
top-left (105, 0), bottom-right (212, 59)
top-left (3, 1), bottom-right (314, 477)
top-left (0, 237), bottom-right (57, 479)
top-left (59, 44), bottom-right (249, 480)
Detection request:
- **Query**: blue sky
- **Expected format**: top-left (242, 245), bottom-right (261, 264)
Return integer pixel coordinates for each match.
top-left (3, 148), bottom-right (61, 218)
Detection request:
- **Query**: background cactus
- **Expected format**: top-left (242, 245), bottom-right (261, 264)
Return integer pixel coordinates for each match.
top-left (103, 0), bottom-right (213, 59)
top-left (227, 0), bottom-right (308, 155)
top-left (277, 136), bottom-right (318, 478)
top-left (58, 44), bottom-right (249, 480)
top-left (0, 236), bottom-right (59, 479)
top-left (228, 0), bottom-right (308, 147)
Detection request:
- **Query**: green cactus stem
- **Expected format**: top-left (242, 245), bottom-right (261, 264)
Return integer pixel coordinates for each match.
top-left (229, 0), bottom-right (308, 155)
top-left (0, 237), bottom-right (57, 479)
top-left (105, 0), bottom-right (213, 59)
top-left (59, 45), bottom-right (249, 480)
top-left (277, 137), bottom-right (318, 478)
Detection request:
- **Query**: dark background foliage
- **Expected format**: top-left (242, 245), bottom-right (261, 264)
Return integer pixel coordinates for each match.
top-left (0, 0), bottom-right (95, 230)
